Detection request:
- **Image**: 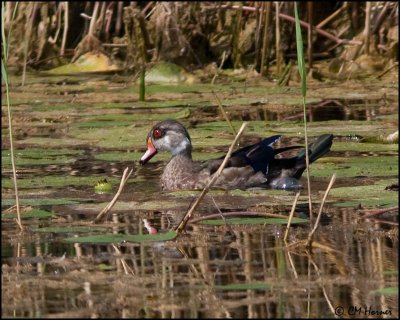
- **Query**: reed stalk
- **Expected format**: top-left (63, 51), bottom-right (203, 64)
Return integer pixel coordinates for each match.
top-left (306, 174), bottom-right (336, 247)
top-left (232, 2), bottom-right (243, 68)
top-left (22, 2), bottom-right (36, 86)
top-left (60, 2), bottom-right (69, 56)
top-left (211, 50), bottom-right (226, 84)
top-left (294, 2), bottom-right (313, 219)
top-left (307, 1), bottom-right (313, 69)
top-left (139, 66), bottom-right (145, 101)
top-left (213, 91), bottom-right (236, 136)
top-left (275, 2), bottom-right (281, 74)
top-left (88, 2), bottom-right (99, 36)
top-left (260, 2), bottom-right (271, 75)
top-left (284, 192), bottom-right (301, 243)
top-left (364, 2), bottom-right (371, 55)
top-left (2, 2), bottom-right (23, 231)
top-left (93, 167), bottom-right (133, 223)
top-left (253, 1), bottom-right (261, 69)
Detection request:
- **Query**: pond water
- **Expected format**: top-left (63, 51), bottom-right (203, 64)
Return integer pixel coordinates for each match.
top-left (2, 71), bottom-right (398, 318)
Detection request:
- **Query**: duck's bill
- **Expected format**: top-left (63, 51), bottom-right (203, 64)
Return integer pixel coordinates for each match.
top-left (139, 137), bottom-right (158, 165)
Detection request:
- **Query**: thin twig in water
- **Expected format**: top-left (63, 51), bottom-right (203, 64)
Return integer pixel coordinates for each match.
top-left (174, 123), bottom-right (248, 234)
top-left (112, 244), bottom-right (135, 275)
top-left (303, 103), bottom-right (313, 219)
top-left (286, 239), bottom-right (342, 254)
top-left (211, 50), bottom-right (226, 84)
top-left (309, 255), bottom-right (337, 317)
top-left (213, 91), bottom-right (237, 136)
top-left (189, 211), bottom-right (291, 224)
top-left (284, 191), bottom-right (301, 243)
top-left (93, 167), bottom-right (133, 223)
top-left (360, 206), bottom-right (398, 218)
top-left (307, 174), bottom-right (336, 247)
top-left (209, 195), bottom-right (236, 238)
top-left (286, 251), bottom-right (298, 279)
top-left (365, 219), bottom-right (398, 226)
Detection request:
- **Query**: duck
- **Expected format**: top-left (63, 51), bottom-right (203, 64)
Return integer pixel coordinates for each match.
top-left (139, 120), bottom-right (333, 191)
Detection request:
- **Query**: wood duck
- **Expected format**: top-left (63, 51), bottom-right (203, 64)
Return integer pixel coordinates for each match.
top-left (139, 120), bottom-right (333, 191)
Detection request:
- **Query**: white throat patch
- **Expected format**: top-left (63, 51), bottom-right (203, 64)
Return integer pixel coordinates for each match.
top-left (171, 137), bottom-right (190, 155)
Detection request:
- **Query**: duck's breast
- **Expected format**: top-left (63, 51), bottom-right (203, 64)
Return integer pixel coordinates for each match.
top-left (161, 155), bottom-right (205, 190)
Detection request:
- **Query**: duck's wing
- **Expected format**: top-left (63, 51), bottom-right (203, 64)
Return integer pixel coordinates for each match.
top-left (268, 134), bottom-right (334, 180)
top-left (201, 134), bottom-right (333, 190)
top-left (295, 134), bottom-right (333, 163)
top-left (204, 135), bottom-right (281, 175)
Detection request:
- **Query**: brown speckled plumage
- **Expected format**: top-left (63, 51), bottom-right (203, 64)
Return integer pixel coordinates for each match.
top-left (140, 120), bottom-right (333, 191)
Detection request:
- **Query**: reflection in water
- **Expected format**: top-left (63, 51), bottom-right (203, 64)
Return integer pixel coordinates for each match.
top-left (194, 97), bottom-right (396, 123)
top-left (2, 207), bottom-right (398, 318)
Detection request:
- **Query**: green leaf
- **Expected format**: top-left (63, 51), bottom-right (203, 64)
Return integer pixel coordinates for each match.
top-left (2, 2), bottom-right (7, 61)
top-left (1, 175), bottom-right (120, 190)
top-left (1, 59), bottom-right (8, 83)
top-left (139, 66), bottom-right (145, 101)
top-left (294, 2), bottom-right (306, 97)
top-left (383, 270), bottom-right (398, 276)
top-left (64, 231), bottom-right (177, 243)
top-left (32, 226), bottom-right (104, 233)
top-left (2, 209), bottom-right (53, 220)
top-left (2, 198), bottom-right (83, 206)
top-left (370, 287), bottom-right (398, 296)
top-left (330, 179), bottom-right (398, 208)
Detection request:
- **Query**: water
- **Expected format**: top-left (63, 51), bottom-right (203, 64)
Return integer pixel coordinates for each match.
top-left (1, 72), bottom-right (398, 318)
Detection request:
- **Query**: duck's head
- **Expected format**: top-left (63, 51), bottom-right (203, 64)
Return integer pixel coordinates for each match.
top-left (139, 120), bottom-right (192, 165)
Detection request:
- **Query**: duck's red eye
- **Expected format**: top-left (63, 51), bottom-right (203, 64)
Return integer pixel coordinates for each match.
top-left (153, 128), bottom-right (162, 139)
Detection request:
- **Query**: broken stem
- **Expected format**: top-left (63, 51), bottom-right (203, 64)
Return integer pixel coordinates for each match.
top-left (174, 122), bottom-right (248, 234)
top-left (93, 167), bottom-right (133, 223)
top-left (306, 174), bottom-right (336, 247)
top-left (284, 191), bottom-right (301, 243)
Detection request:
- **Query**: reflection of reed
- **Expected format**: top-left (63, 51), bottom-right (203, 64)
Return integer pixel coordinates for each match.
top-left (2, 207), bottom-right (398, 318)
top-left (190, 97), bottom-right (398, 123)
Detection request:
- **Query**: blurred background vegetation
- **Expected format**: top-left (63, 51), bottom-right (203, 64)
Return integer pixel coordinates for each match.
top-left (2, 1), bottom-right (398, 78)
